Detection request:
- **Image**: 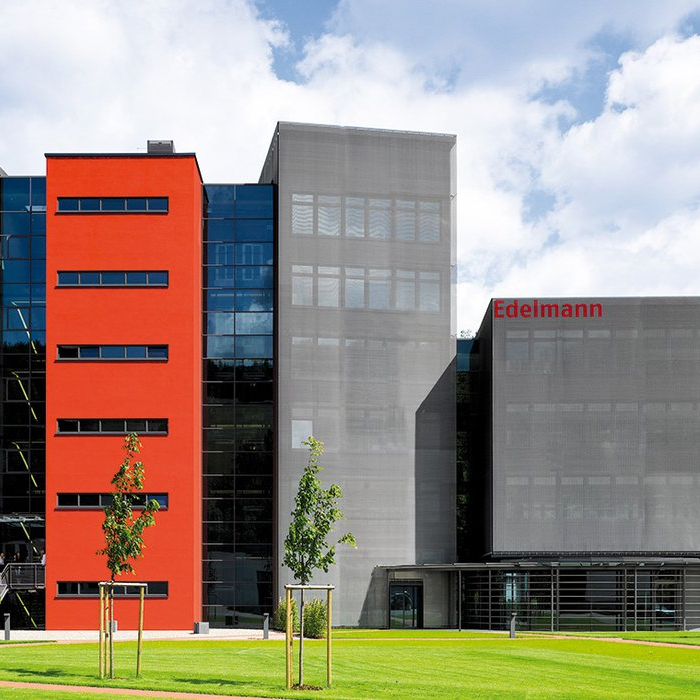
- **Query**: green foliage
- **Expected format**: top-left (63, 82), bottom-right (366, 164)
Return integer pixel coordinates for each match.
top-left (302, 598), bottom-right (327, 639)
top-left (272, 596), bottom-right (298, 632)
top-left (97, 433), bottom-right (160, 579)
top-left (283, 436), bottom-right (356, 585)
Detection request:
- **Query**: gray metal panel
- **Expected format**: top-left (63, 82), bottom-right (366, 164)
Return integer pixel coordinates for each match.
top-left (489, 297), bottom-right (700, 554)
top-left (270, 123), bottom-right (456, 625)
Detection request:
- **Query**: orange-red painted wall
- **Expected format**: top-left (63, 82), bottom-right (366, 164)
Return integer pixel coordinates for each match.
top-left (45, 155), bottom-right (202, 629)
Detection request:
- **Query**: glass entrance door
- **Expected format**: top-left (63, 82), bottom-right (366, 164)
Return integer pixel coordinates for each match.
top-left (389, 583), bottom-right (423, 628)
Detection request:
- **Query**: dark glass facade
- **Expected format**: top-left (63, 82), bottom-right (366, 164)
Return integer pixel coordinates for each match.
top-left (456, 338), bottom-right (486, 562)
top-left (458, 564), bottom-right (699, 632)
top-left (202, 184), bottom-right (274, 627)
top-left (0, 176), bottom-right (46, 626)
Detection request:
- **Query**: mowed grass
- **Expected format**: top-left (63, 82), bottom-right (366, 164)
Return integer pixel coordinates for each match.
top-left (0, 634), bottom-right (699, 698)
top-left (0, 691), bottom-right (124, 700)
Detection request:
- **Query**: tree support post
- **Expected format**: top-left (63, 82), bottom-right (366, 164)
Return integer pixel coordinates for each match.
top-left (136, 586), bottom-right (145, 676)
top-left (285, 587), bottom-right (293, 689)
top-left (98, 581), bottom-right (147, 680)
top-left (285, 584), bottom-right (334, 688)
top-left (109, 585), bottom-right (114, 679)
top-left (98, 585), bottom-right (104, 678)
top-left (326, 587), bottom-right (332, 687)
top-left (299, 589), bottom-right (305, 685)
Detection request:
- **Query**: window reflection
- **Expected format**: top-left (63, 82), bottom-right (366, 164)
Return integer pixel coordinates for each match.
top-left (290, 265), bottom-right (441, 312)
top-left (369, 198), bottom-right (391, 240)
top-left (202, 183), bottom-right (274, 626)
top-left (290, 192), bottom-right (443, 243)
top-left (1, 176), bottom-right (46, 543)
top-left (345, 197), bottom-right (365, 238)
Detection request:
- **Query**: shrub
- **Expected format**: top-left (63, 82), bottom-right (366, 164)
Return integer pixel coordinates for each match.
top-left (302, 598), bottom-right (327, 639)
top-left (273, 596), bottom-right (298, 632)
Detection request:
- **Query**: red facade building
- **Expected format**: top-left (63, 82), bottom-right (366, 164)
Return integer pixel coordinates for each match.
top-left (44, 152), bottom-right (202, 629)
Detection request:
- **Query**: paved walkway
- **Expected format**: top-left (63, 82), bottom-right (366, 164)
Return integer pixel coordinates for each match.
top-left (0, 679), bottom-right (283, 699)
top-left (4, 628), bottom-right (285, 643)
top-left (527, 632), bottom-right (700, 649)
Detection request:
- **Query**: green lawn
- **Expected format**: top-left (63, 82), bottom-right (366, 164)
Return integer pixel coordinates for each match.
top-left (0, 634), bottom-right (699, 698)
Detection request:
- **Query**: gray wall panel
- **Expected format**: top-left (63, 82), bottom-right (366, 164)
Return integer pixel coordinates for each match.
top-left (266, 123), bottom-right (456, 625)
top-left (489, 297), bottom-right (700, 555)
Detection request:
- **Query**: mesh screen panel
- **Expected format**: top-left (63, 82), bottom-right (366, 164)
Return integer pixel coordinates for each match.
top-left (489, 297), bottom-right (700, 554)
top-left (265, 123), bottom-right (456, 625)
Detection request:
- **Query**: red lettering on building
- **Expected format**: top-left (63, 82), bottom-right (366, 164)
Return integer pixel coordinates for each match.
top-left (493, 299), bottom-right (603, 319)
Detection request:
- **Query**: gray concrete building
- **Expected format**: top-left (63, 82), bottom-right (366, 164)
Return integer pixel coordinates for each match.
top-left (10, 125), bottom-right (700, 633)
top-left (261, 123), bottom-right (457, 626)
top-left (388, 297), bottom-right (700, 631)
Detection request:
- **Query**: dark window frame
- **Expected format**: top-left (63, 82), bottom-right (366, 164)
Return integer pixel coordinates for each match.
top-left (56, 197), bottom-right (168, 214)
top-left (56, 345), bottom-right (168, 361)
top-left (56, 492), bottom-right (168, 509)
top-left (56, 419), bottom-right (168, 435)
top-left (57, 271), bottom-right (169, 287)
top-left (57, 581), bottom-right (168, 597)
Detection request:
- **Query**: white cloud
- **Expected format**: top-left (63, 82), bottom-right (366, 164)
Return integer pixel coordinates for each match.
top-left (0, 0), bottom-right (291, 179)
top-left (541, 35), bottom-right (700, 239)
top-left (2, 0), bottom-right (700, 331)
top-left (456, 32), bottom-right (700, 328)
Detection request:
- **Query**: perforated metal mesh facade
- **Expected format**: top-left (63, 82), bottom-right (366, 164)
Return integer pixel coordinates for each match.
top-left (484, 297), bottom-right (700, 555)
top-left (262, 123), bottom-right (456, 625)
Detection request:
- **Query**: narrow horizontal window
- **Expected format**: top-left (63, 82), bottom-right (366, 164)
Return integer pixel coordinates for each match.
top-left (56, 419), bottom-right (168, 435)
top-left (57, 197), bottom-right (168, 213)
top-left (57, 493), bottom-right (168, 509)
top-left (57, 581), bottom-right (168, 597)
top-left (57, 345), bottom-right (168, 361)
top-left (57, 271), bottom-right (168, 287)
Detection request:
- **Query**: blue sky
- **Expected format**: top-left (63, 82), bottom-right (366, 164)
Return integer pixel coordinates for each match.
top-left (254, 0), bottom-right (335, 79)
top-left (2, 0), bottom-right (700, 329)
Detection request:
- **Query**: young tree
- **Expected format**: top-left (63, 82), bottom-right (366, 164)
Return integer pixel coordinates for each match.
top-left (98, 433), bottom-right (159, 577)
top-left (284, 436), bottom-right (356, 685)
top-left (97, 433), bottom-right (159, 678)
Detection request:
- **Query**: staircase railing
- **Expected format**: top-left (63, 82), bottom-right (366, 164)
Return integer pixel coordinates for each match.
top-left (0, 564), bottom-right (8, 603)
top-left (2, 563), bottom-right (45, 593)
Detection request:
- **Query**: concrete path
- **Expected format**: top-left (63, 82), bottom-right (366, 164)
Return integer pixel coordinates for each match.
top-left (527, 633), bottom-right (700, 649)
top-left (4, 628), bottom-right (285, 643)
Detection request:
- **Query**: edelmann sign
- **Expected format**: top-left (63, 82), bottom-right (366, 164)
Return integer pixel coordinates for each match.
top-left (494, 299), bottom-right (603, 319)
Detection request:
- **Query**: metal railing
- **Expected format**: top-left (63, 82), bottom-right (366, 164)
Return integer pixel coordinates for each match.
top-left (1, 564), bottom-right (45, 594)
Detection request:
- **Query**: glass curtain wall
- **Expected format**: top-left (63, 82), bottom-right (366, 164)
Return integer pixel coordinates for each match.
top-left (460, 565), bottom-right (693, 631)
top-left (202, 184), bottom-right (274, 627)
top-left (0, 176), bottom-right (46, 627)
top-left (456, 338), bottom-right (487, 562)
